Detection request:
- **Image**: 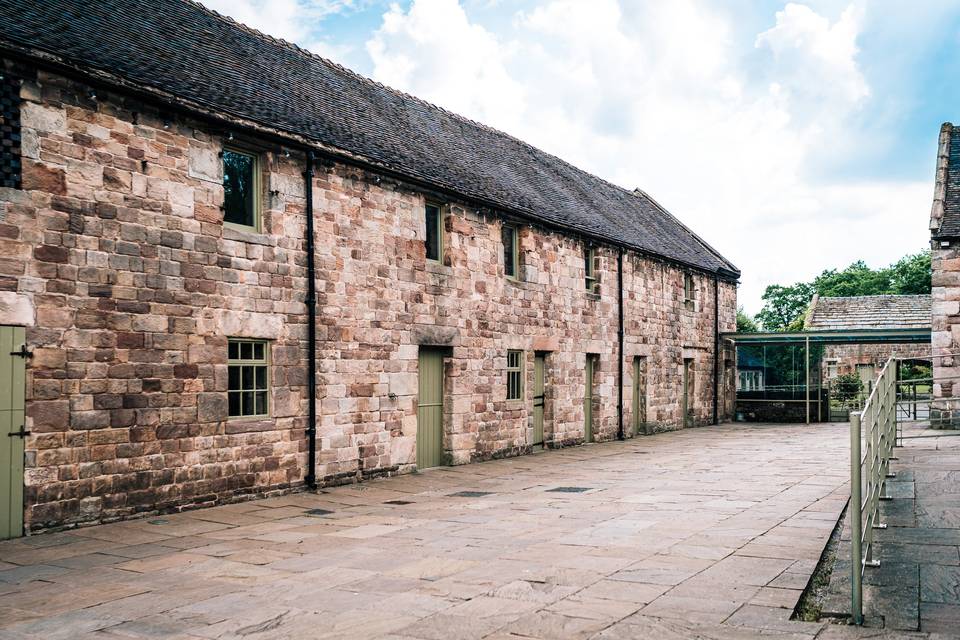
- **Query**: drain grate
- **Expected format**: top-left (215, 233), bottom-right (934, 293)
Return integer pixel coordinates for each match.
top-left (546, 486), bottom-right (592, 493)
top-left (449, 491), bottom-right (493, 498)
top-left (384, 500), bottom-right (414, 505)
top-left (305, 508), bottom-right (334, 516)
top-left (147, 518), bottom-right (170, 525)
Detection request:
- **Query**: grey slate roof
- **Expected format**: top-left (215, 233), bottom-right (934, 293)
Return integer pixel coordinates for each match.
top-left (0, 0), bottom-right (738, 277)
top-left (805, 295), bottom-right (931, 331)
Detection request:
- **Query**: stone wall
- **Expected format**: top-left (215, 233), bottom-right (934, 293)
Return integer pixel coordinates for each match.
top-left (0, 63), bottom-right (737, 531)
top-left (823, 343), bottom-right (931, 381)
top-left (932, 245), bottom-right (959, 426)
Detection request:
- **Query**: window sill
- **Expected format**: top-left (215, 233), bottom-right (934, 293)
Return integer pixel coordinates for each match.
top-left (223, 223), bottom-right (273, 246)
top-left (225, 417), bottom-right (274, 434)
top-left (585, 291), bottom-right (601, 301)
top-left (426, 260), bottom-right (453, 275)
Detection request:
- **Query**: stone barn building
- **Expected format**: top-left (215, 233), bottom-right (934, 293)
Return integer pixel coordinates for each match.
top-left (804, 294), bottom-right (931, 390)
top-left (0, 0), bottom-right (738, 537)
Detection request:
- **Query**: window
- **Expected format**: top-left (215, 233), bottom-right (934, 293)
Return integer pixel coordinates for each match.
top-left (502, 225), bottom-right (518, 279)
top-left (223, 148), bottom-right (260, 230)
top-left (425, 203), bottom-right (442, 261)
top-left (738, 370), bottom-right (763, 392)
top-left (585, 247), bottom-right (598, 293)
top-left (0, 73), bottom-right (21, 189)
top-left (683, 273), bottom-right (695, 310)
top-left (228, 339), bottom-right (269, 418)
top-left (507, 350), bottom-right (523, 400)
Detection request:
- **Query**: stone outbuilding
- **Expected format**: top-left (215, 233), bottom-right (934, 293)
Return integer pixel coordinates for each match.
top-left (804, 294), bottom-right (931, 390)
top-left (0, 0), bottom-right (739, 537)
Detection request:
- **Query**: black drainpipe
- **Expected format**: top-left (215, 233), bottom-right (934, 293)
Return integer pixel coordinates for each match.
top-left (617, 248), bottom-right (625, 440)
top-left (712, 273), bottom-right (720, 425)
top-left (304, 151), bottom-right (318, 488)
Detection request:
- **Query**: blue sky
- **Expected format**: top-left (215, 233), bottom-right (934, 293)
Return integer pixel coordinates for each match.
top-left (200, 0), bottom-right (959, 313)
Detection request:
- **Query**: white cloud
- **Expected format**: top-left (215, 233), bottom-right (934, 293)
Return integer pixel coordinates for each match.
top-left (365, 0), bottom-right (931, 314)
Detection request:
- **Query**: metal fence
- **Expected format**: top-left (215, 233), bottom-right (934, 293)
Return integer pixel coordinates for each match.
top-left (849, 358), bottom-right (897, 625)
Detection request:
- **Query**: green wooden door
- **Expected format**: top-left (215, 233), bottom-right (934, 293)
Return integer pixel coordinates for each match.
top-left (584, 355), bottom-right (594, 443)
top-left (533, 354), bottom-right (545, 446)
top-left (1, 326), bottom-right (26, 540)
top-left (633, 356), bottom-right (646, 436)
top-left (682, 359), bottom-right (694, 428)
top-left (417, 348), bottom-right (444, 469)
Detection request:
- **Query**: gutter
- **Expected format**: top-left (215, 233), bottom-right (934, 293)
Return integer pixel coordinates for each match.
top-left (617, 248), bottom-right (625, 440)
top-left (304, 152), bottom-right (318, 488)
top-left (0, 43), bottom-right (740, 283)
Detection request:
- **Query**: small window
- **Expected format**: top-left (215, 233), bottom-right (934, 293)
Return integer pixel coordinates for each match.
top-left (425, 203), bottom-right (442, 262)
top-left (507, 350), bottom-right (523, 400)
top-left (223, 148), bottom-right (260, 230)
top-left (0, 73), bottom-right (22, 189)
top-left (502, 225), bottom-right (518, 279)
top-left (228, 339), bottom-right (269, 418)
top-left (585, 247), bottom-right (598, 293)
top-left (684, 273), bottom-right (695, 310)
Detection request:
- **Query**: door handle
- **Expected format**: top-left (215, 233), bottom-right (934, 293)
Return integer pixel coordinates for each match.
top-left (8, 426), bottom-right (30, 438)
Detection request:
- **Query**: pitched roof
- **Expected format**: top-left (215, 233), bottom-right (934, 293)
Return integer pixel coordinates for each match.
top-left (930, 122), bottom-right (960, 239)
top-left (805, 294), bottom-right (931, 331)
top-left (0, 0), bottom-right (738, 277)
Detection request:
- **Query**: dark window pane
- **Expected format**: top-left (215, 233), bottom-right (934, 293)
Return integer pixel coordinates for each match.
top-left (503, 227), bottom-right (515, 277)
top-left (228, 365), bottom-right (240, 391)
top-left (425, 204), bottom-right (440, 261)
top-left (240, 341), bottom-right (252, 360)
top-left (241, 391), bottom-right (254, 416)
top-left (229, 341), bottom-right (239, 360)
top-left (228, 392), bottom-right (241, 417)
top-left (255, 391), bottom-right (268, 415)
top-left (223, 150), bottom-right (255, 227)
top-left (241, 365), bottom-right (253, 390)
top-left (254, 342), bottom-right (264, 360)
top-left (255, 366), bottom-right (267, 390)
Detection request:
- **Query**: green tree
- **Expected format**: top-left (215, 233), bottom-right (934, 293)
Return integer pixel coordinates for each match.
top-left (754, 249), bottom-right (932, 332)
top-left (737, 307), bottom-right (758, 332)
top-left (813, 261), bottom-right (892, 297)
top-left (755, 282), bottom-right (814, 331)
top-left (889, 251), bottom-right (931, 294)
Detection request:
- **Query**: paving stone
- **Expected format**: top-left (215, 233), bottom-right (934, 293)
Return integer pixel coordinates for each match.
top-left (920, 564), bottom-right (960, 605)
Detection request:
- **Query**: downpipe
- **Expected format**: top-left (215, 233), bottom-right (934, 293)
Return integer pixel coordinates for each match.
top-left (617, 248), bottom-right (625, 440)
top-left (304, 151), bottom-right (318, 488)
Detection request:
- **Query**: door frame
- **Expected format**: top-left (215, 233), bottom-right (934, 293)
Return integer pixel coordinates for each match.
top-left (632, 356), bottom-right (646, 436)
top-left (532, 352), bottom-right (546, 447)
top-left (584, 354), bottom-right (596, 443)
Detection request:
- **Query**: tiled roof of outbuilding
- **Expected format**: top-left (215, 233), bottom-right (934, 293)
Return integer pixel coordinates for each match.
top-left (805, 295), bottom-right (931, 331)
top-left (0, 0), bottom-right (738, 276)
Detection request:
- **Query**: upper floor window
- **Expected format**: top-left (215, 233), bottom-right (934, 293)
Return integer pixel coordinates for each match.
top-left (585, 247), bottom-right (598, 294)
top-left (507, 350), bottom-right (524, 400)
top-left (228, 339), bottom-right (269, 418)
top-left (425, 202), bottom-right (442, 262)
top-left (223, 148), bottom-right (260, 230)
top-left (0, 73), bottom-right (21, 189)
top-left (684, 273), bottom-right (695, 310)
top-left (502, 224), bottom-right (519, 279)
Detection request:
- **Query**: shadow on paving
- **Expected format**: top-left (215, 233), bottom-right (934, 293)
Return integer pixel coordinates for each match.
top-left (823, 423), bottom-right (960, 635)
top-left (0, 423), bottom-right (897, 640)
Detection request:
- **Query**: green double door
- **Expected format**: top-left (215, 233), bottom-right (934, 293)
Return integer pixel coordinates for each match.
top-left (532, 354), bottom-right (545, 446)
top-left (1, 326), bottom-right (26, 540)
top-left (417, 348), bottom-right (445, 469)
top-left (584, 355), bottom-right (595, 443)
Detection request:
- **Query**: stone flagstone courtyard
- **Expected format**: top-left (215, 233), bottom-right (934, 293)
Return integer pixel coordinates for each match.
top-left (0, 423), bottom-right (915, 639)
